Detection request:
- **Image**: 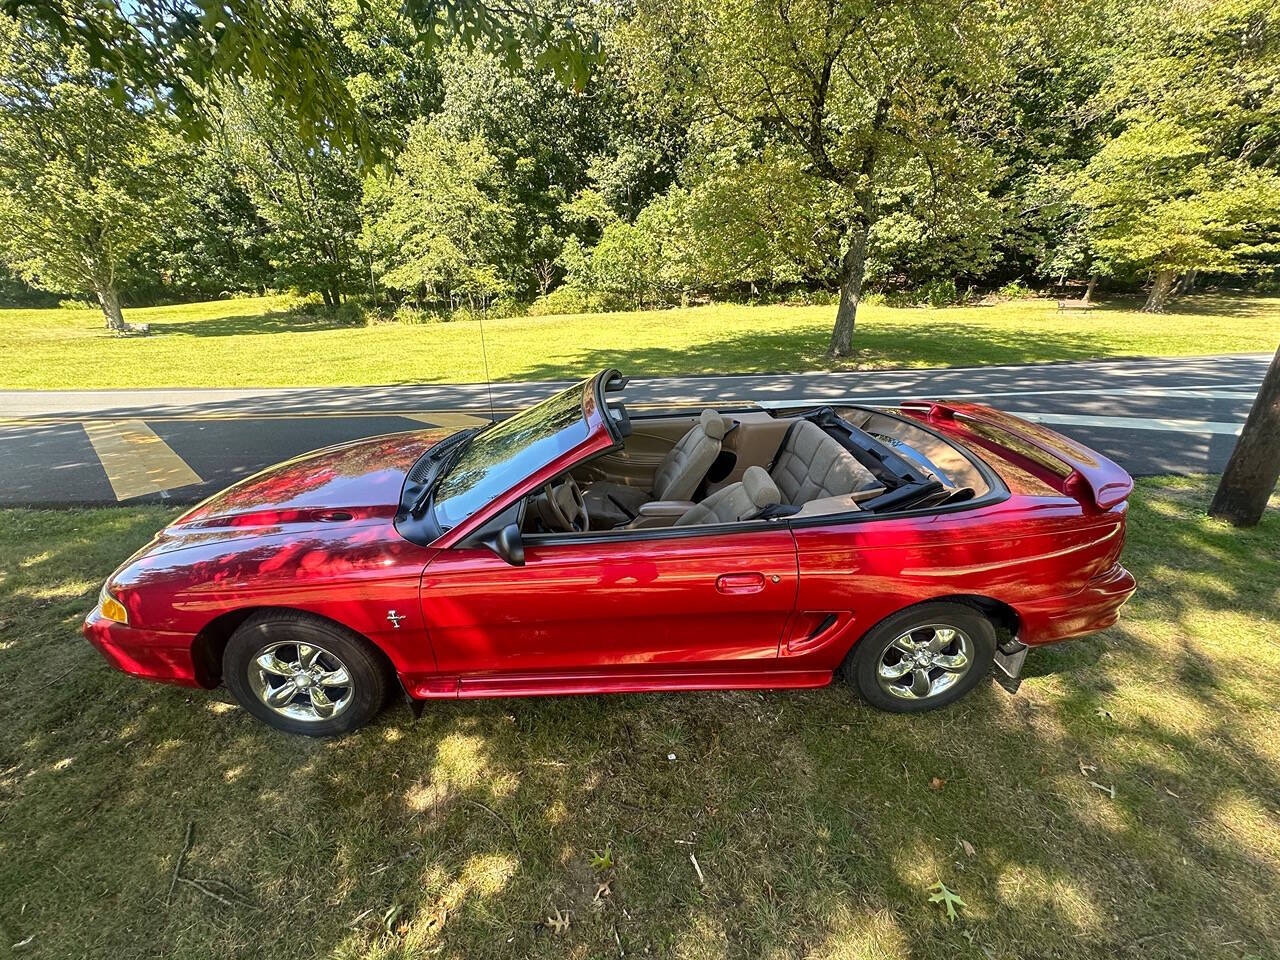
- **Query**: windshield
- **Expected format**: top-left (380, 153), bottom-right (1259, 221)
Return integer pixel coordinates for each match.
top-left (432, 380), bottom-right (591, 529)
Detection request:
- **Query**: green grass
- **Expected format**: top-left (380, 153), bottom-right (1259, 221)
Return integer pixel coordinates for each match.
top-left (0, 479), bottom-right (1277, 959)
top-left (1, 292), bottom-right (1277, 389)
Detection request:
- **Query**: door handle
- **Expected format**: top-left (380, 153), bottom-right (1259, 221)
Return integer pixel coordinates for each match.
top-left (716, 572), bottom-right (766, 594)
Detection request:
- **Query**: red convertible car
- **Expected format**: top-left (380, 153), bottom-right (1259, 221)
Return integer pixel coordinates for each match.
top-left (85, 369), bottom-right (1136, 736)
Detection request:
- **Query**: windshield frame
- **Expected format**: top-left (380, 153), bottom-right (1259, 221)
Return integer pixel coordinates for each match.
top-left (424, 370), bottom-right (622, 545)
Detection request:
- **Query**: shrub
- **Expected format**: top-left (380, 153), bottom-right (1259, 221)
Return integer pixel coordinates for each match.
top-left (527, 286), bottom-right (626, 316)
top-left (996, 279), bottom-right (1036, 300)
top-left (915, 278), bottom-right (961, 308)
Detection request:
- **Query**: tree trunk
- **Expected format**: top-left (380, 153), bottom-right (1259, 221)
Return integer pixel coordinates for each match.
top-left (1141, 268), bottom-right (1178, 313)
top-left (1175, 268), bottom-right (1198, 295)
top-left (1084, 275), bottom-right (1097, 304)
top-left (1209, 342), bottom-right (1280, 527)
top-left (321, 288), bottom-right (334, 308)
top-left (829, 220), bottom-right (870, 357)
top-left (96, 285), bottom-right (128, 333)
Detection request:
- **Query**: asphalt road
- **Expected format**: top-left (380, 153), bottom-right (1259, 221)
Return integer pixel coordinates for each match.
top-left (0, 352), bottom-right (1271, 506)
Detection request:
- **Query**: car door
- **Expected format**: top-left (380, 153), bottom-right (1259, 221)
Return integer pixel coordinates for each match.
top-left (419, 526), bottom-right (798, 685)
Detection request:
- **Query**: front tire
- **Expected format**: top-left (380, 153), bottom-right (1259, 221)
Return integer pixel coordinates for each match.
top-left (842, 602), bottom-right (995, 713)
top-left (224, 611), bottom-right (391, 736)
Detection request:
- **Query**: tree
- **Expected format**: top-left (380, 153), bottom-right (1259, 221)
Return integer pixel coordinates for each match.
top-left (1211, 344), bottom-right (1280, 527)
top-left (0, 16), bottom-right (186, 331)
top-left (1073, 1), bottom-right (1280, 312)
top-left (4, 0), bottom-right (601, 162)
top-left (222, 84), bottom-right (364, 306)
top-left (366, 119), bottom-right (515, 308)
top-left (622, 0), bottom-right (1031, 355)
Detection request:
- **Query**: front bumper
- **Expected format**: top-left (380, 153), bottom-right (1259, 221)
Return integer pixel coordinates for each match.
top-left (83, 608), bottom-right (202, 687)
top-left (1019, 562), bottom-right (1137, 646)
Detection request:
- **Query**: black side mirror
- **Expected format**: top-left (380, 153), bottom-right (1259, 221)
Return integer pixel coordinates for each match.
top-left (485, 523), bottom-right (525, 566)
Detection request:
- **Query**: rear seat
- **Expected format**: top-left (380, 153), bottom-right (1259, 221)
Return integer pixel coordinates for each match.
top-left (770, 420), bottom-right (881, 505)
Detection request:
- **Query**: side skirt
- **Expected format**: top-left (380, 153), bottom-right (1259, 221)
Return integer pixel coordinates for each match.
top-left (401, 667), bottom-right (833, 701)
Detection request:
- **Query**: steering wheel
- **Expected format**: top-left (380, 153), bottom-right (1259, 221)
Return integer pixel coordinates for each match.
top-left (543, 477), bottom-right (590, 533)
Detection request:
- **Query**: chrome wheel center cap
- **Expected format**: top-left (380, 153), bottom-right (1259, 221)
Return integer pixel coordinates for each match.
top-left (295, 672), bottom-right (313, 689)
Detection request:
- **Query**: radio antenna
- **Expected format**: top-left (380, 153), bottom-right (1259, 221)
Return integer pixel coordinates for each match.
top-left (478, 300), bottom-right (497, 424)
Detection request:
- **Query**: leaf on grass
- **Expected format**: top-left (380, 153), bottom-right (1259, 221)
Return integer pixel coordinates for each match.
top-left (590, 846), bottom-right (613, 870)
top-left (1094, 707), bottom-right (1113, 721)
top-left (1078, 759), bottom-right (1097, 776)
top-left (959, 839), bottom-right (976, 859)
top-left (929, 776), bottom-right (946, 791)
top-left (928, 881), bottom-right (966, 923)
top-left (381, 904), bottom-right (403, 935)
top-left (546, 908), bottom-right (570, 934)
top-left (593, 880), bottom-right (613, 903)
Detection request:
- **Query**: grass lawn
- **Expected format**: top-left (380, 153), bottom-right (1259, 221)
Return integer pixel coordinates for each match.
top-left (0, 479), bottom-right (1277, 959)
top-left (1, 292), bottom-right (1277, 389)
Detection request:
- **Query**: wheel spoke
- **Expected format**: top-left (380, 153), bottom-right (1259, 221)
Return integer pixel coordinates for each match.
top-left (927, 628), bottom-right (956, 652)
top-left (891, 634), bottom-right (918, 654)
top-left (265, 681), bottom-right (300, 708)
top-left (878, 657), bottom-right (913, 680)
top-left (317, 667), bottom-right (350, 688)
top-left (934, 651), bottom-right (969, 673)
top-left (256, 652), bottom-right (294, 677)
top-left (309, 686), bottom-right (335, 719)
top-left (910, 668), bottom-right (933, 698)
top-left (297, 642), bottom-right (320, 670)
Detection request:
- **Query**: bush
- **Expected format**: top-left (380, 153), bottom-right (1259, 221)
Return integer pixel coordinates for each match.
top-left (914, 278), bottom-right (961, 308)
top-left (527, 286), bottom-right (626, 316)
top-left (859, 291), bottom-right (887, 307)
top-left (996, 279), bottom-right (1036, 300)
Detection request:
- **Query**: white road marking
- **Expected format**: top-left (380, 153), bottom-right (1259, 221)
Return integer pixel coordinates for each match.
top-left (1019, 413), bottom-right (1243, 436)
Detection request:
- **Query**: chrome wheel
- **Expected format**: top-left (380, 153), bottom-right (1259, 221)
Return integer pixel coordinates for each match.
top-left (876, 623), bottom-right (974, 702)
top-left (246, 640), bottom-right (354, 723)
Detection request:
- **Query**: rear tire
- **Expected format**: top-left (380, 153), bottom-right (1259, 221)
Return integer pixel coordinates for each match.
top-left (224, 611), bottom-right (391, 736)
top-left (841, 602), bottom-right (995, 713)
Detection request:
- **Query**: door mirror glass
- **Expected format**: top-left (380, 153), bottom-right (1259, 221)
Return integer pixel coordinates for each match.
top-left (486, 523), bottom-right (525, 566)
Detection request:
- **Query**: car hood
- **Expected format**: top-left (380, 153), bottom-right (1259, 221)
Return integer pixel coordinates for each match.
top-left (167, 429), bottom-right (450, 537)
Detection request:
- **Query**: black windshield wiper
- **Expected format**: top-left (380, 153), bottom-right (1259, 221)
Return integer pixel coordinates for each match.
top-left (409, 428), bottom-right (479, 517)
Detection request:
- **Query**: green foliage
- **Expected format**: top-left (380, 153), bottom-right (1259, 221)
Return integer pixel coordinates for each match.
top-left (366, 118), bottom-right (515, 307)
top-left (4, 0), bottom-right (601, 163)
top-left (0, 16), bottom-right (187, 328)
top-left (223, 83), bottom-right (364, 306)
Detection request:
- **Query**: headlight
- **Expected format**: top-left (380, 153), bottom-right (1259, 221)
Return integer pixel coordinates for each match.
top-left (98, 584), bottom-right (128, 625)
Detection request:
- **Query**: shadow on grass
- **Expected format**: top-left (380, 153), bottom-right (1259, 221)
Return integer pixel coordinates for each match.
top-left (146, 305), bottom-right (362, 338)
top-left (1, 479), bottom-right (1278, 959)
top-left (502, 321), bottom-right (1137, 383)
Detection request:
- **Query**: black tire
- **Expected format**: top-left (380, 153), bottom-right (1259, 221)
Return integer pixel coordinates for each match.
top-left (840, 601), bottom-right (995, 713)
top-left (224, 610), bottom-right (391, 736)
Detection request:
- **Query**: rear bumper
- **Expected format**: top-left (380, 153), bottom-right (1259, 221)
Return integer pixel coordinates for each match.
top-left (1019, 562), bottom-right (1137, 645)
top-left (83, 609), bottom-right (202, 687)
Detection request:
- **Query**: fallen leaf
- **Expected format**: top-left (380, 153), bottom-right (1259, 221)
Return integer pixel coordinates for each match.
top-left (1094, 707), bottom-right (1113, 721)
top-left (1078, 759), bottom-right (1097, 776)
top-left (590, 846), bottom-right (614, 870)
top-left (927, 881), bottom-right (966, 923)
top-left (929, 777), bottom-right (946, 791)
top-left (546, 908), bottom-right (570, 934)
top-left (593, 880), bottom-right (613, 903)
top-left (959, 839), bottom-right (976, 858)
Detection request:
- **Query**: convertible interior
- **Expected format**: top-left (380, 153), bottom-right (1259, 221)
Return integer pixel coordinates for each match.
top-left (523, 387), bottom-right (995, 535)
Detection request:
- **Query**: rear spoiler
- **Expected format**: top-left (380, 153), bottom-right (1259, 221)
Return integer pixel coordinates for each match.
top-left (899, 400), bottom-right (1134, 510)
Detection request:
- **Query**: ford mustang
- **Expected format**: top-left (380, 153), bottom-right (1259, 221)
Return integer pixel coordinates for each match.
top-left (84, 369), bottom-right (1136, 736)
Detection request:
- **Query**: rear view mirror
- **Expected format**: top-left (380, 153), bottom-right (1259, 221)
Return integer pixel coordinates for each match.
top-left (485, 523), bottom-right (525, 566)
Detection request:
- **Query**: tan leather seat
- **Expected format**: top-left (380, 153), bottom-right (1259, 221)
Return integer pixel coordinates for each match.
top-left (676, 467), bottom-right (780, 526)
top-left (770, 420), bottom-right (879, 505)
top-left (585, 409), bottom-right (727, 525)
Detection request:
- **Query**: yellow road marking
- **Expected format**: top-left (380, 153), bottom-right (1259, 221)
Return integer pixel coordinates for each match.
top-left (81, 419), bottom-right (203, 501)
top-left (401, 412), bottom-right (491, 428)
top-left (0, 402), bottom-right (715, 427)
